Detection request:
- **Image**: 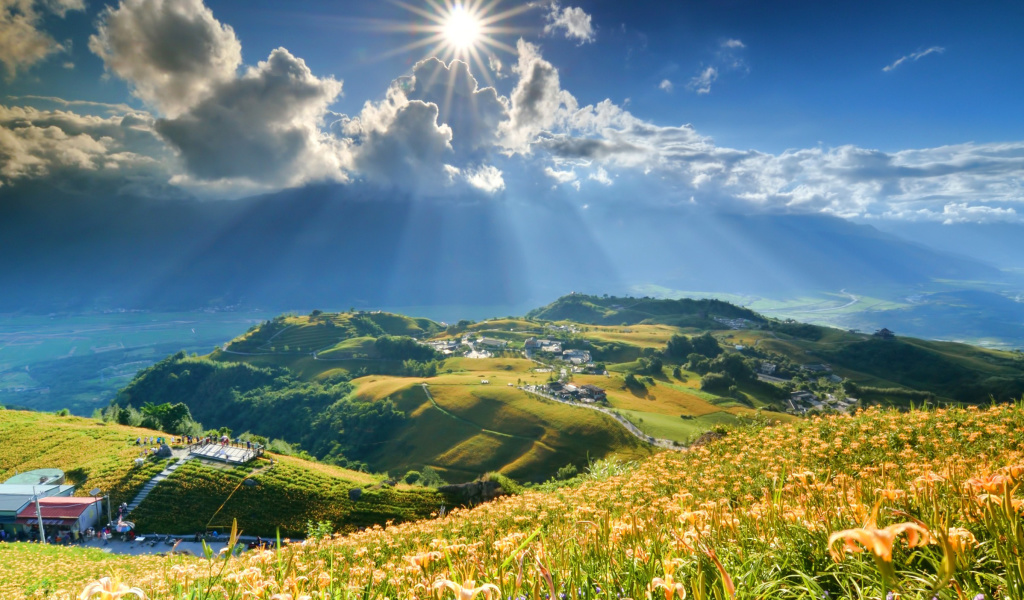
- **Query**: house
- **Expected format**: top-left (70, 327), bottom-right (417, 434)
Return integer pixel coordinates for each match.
top-left (759, 362), bottom-right (777, 375)
top-left (874, 328), bottom-right (896, 339)
top-left (579, 384), bottom-right (607, 402)
top-left (479, 337), bottom-right (508, 348)
top-left (3, 468), bottom-right (65, 486)
top-left (15, 496), bottom-right (103, 536)
top-left (800, 363), bottom-right (832, 373)
top-left (562, 349), bottom-right (592, 363)
top-left (545, 381), bottom-right (564, 392)
top-left (524, 337), bottom-right (542, 350)
top-left (540, 342), bottom-right (562, 353)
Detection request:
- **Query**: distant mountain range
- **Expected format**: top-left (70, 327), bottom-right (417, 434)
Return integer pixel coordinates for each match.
top-left (2, 182), bottom-right (1021, 345)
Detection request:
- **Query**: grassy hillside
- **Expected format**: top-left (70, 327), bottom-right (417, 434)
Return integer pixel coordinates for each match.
top-left (224, 311), bottom-right (441, 356)
top-left (128, 457), bottom-right (446, 537)
top-left (0, 409), bottom-right (448, 538)
top-left (0, 410), bottom-right (168, 506)
top-left (15, 402), bottom-right (1024, 600)
top-left (351, 375), bottom-right (651, 482)
top-left (527, 293), bottom-right (765, 326)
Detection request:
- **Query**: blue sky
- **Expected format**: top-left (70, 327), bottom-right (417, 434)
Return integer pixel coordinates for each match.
top-left (2, 0), bottom-right (1023, 224)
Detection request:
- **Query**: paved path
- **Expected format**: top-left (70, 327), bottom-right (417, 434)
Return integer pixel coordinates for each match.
top-left (126, 454), bottom-right (190, 513)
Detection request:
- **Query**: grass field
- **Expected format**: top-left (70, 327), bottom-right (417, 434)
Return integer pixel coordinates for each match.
top-left (582, 324), bottom-right (680, 348)
top-left (129, 457), bottom-right (445, 537)
top-left (359, 382), bottom-right (651, 483)
top-left (12, 402), bottom-right (1024, 600)
top-left (0, 410), bottom-right (171, 506)
top-left (0, 409), bottom-right (450, 538)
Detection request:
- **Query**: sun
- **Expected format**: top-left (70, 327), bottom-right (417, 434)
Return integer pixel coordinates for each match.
top-left (443, 6), bottom-right (481, 51)
top-left (380, 0), bottom-right (531, 84)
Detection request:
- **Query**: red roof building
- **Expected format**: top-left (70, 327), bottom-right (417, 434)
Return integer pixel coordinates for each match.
top-left (16, 496), bottom-right (103, 530)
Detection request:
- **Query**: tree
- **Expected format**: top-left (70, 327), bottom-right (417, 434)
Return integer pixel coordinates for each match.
top-left (665, 334), bottom-right (694, 360)
top-left (691, 332), bottom-right (723, 358)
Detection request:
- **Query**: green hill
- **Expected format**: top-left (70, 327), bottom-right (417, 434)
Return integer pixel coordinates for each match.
top-left (112, 300), bottom-right (1024, 483)
top-left (0, 409), bottom-right (447, 537)
top-left (527, 293), bottom-right (765, 327)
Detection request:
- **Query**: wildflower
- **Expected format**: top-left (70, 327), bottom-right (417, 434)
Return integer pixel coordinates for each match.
top-left (946, 527), bottom-right (977, 556)
top-left (79, 577), bottom-right (146, 599)
top-left (828, 521), bottom-right (930, 563)
top-left (406, 551), bottom-right (443, 570)
top-left (648, 560), bottom-right (687, 600)
top-left (433, 578), bottom-right (501, 600)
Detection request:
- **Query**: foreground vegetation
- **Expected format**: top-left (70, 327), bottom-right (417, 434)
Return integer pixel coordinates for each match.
top-left (0, 410), bottom-right (450, 538)
top-left (6, 401), bottom-right (1024, 599)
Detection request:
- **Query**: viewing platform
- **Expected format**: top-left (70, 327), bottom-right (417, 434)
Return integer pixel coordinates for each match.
top-left (187, 443), bottom-right (263, 465)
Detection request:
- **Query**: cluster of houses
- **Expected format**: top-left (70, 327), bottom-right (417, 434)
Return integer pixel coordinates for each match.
top-left (0, 469), bottom-right (105, 542)
top-left (524, 338), bottom-right (593, 364)
top-left (543, 381), bottom-right (608, 404)
top-left (713, 316), bottom-right (758, 330)
top-left (787, 390), bottom-right (857, 415)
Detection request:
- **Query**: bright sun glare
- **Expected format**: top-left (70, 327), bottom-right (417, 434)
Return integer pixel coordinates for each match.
top-left (443, 6), bottom-right (481, 50)
top-left (382, 0), bottom-right (530, 85)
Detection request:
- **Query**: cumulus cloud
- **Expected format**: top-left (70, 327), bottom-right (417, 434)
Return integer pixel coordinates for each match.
top-left (688, 67), bottom-right (718, 94)
top-left (343, 87), bottom-right (455, 192)
top-left (155, 48), bottom-right (346, 189)
top-left (0, 103), bottom-right (171, 189)
top-left (401, 58), bottom-right (508, 158)
top-left (543, 2), bottom-right (595, 44)
top-left (658, 79), bottom-right (673, 93)
top-left (500, 39), bottom-right (578, 153)
top-left (464, 164), bottom-right (505, 193)
top-left (0, 0), bottom-right (84, 78)
top-left (89, 0), bottom-right (242, 117)
top-left (883, 46), bottom-right (944, 72)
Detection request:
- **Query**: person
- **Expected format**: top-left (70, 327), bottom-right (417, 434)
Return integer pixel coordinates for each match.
top-left (255, 535), bottom-right (263, 548)
top-left (136, 437), bottom-right (141, 445)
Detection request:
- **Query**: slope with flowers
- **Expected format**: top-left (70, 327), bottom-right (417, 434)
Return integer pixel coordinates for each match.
top-left (10, 401), bottom-right (1024, 600)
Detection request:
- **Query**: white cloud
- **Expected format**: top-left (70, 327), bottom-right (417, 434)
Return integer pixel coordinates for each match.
top-left (401, 58), bottom-right (508, 158)
top-left (589, 166), bottom-right (612, 186)
top-left (883, 46), bottom-right (944, 72)
top-left (464, 164), bottom-right (505, 194)
top-left (0, 103), bottom-right (170, 188)
top-left (658, 79), bottom-right (673, 93)
top-left (543, 165), bottom-right (577, 184)
top-left (487, 54), bottom-right (507, 79)
top-left (499, 39), bottom-right (578, 153)
top-left (543, 2), bottom-right (595, 44)
top-left (722, 39), bottom-right (745, 49)
top-left (0, 0), bottom-right (84, 78)
top-left (89, 0), bottom-right (242, 117)
top-left (155, 48), bottom-right (346, 189)
top-left (688, 67), bottom-right (717, 95)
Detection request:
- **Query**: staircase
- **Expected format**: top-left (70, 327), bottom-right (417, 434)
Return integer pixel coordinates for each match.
top-left (126, 455), bottom-right (191, 514)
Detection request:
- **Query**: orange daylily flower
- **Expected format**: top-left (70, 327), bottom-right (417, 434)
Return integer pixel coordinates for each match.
top-left (946, 527), bottom-right (977, 556)
top-left (828, 521), bottom-right (930, 563)
top-left (79, 577), bottom-right (147, 600)
top-left (433, 578), bottom-right (501, 600)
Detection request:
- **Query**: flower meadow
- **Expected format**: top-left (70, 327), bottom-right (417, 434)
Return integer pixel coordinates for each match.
top-left (8, 402), bottom-right (1024, 599)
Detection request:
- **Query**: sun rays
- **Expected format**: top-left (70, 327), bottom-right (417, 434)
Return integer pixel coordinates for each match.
top-left (381, 0), bottom-right (531, 85)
